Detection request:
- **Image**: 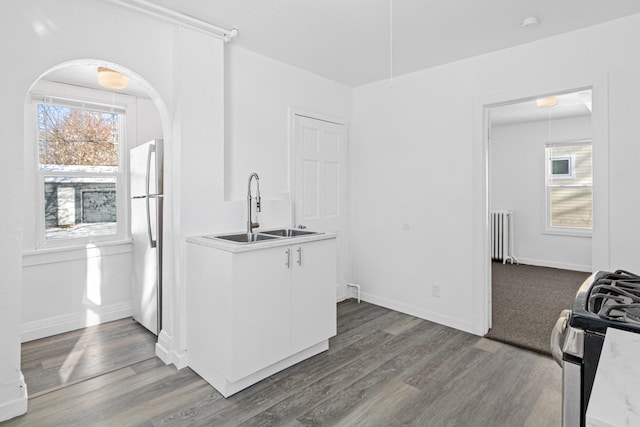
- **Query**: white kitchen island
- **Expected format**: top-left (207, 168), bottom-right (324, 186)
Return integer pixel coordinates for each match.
top-left (185, 231), bottom-right (337, 397)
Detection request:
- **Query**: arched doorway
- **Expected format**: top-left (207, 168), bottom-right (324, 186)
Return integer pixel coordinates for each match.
top-left (21, 59), bottom-right (171, 395)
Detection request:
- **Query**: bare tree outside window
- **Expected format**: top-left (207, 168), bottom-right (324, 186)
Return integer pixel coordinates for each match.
top-left (38, 103), bottom-right (121, 241)
top-left (38, 104), bottom-right (119, 168)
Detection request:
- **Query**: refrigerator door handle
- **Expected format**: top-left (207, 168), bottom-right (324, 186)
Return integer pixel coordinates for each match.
top-left (146, 196), bottom-right (156, 248)
top-left (146, 144), bottom-right (157, 248)
top-left (146, 143), bottom-right (155, 196)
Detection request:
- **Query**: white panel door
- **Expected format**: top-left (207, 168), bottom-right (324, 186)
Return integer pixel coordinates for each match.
top-left (294, 115), bottom-right (348, 289)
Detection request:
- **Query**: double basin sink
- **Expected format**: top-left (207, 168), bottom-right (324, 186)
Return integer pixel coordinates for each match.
top-left (205, 228), bottom-right (321, 244)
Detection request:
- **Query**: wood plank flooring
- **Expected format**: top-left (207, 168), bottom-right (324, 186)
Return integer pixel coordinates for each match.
top-left (20, 318), bottom-right (157, 398)
top-left (5, 301), bottom-right (561, 427)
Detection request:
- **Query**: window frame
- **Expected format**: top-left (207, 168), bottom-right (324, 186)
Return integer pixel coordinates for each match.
top-left (544, 139), bottom-right (593, 237)
top-left (27, 81), bottom-right (136, 250)
top-left (550, 155), bottom-right (574, 179)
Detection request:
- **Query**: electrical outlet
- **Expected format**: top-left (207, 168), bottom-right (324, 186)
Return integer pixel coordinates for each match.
top-left (432, 284), bottom-right (441, 298)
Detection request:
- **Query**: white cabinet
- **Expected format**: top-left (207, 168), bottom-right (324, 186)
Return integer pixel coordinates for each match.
top-left (230, 245), bottom-right (292, 380)
top-left (291, 240), bottom-right (337, 353)
top-left (186, 236), bottom-right (336, 397)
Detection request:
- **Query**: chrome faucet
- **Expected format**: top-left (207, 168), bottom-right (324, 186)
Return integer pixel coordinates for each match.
top-left (247, 172), bottom-right (261, 234)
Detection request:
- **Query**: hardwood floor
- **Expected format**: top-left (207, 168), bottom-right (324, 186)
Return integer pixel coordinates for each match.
top-left (20, 319), bottom-right (157, 398)
top-left (6, 301), bottom-right (561, 426)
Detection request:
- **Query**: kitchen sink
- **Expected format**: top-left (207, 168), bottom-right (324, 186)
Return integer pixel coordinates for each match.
top-left (205, 233), bottom-right (280, 243)
top-left (261, 228), bottom-right (321, 237)
top-left (202, 228), bottom-right (321, 244)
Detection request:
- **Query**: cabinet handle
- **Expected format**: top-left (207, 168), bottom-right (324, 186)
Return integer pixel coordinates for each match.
top-left (285, 248), bottom-right (291, 268)
top-left (296, 247), bottom-right (302, 266)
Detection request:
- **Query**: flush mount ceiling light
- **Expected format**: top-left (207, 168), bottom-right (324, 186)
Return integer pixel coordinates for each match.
top-left (97, 67), bottom-right (128, 90)
top-left (522, 16), bottom-right (541, 29)
top-left (536, 96), bottom-right (558, 108)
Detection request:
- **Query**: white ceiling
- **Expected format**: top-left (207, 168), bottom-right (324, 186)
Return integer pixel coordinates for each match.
top-left (42, 1), bottom-right (638, 124)
top-left (490, 90), bottom-right (592, 127)
top-left (137, 0), bottom-right (640, 87)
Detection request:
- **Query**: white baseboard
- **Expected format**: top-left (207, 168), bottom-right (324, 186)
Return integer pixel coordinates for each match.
top-left (516, 257), bottom-right (592, 273)
top-left (21, 301), bottom-right (133, 343)
top-left (359, 291), bottom-right (477, 335)
top-left (156, 330), bottom-right (188, 369)
top-left (0, 372), bottom-right (27, 422)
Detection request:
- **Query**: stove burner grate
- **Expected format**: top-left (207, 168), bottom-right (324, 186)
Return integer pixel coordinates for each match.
top-left (588, 270), bottom-right (640, 323)
top-left (623, 306), bottom-right (640, 323)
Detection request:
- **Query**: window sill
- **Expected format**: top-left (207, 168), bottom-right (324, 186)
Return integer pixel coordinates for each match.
top-left (542, 228), bottom-right (592, 238)
top-left (23, 239), bottom-right (133, 267)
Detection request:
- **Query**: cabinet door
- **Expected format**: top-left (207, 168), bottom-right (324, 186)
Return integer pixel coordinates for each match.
top-left (231, 246), bottom-right (292, 381)
top-left (291, 239), bottom-right (337, 353)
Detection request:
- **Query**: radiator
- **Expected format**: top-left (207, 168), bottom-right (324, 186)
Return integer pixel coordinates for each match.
top-left (490, 210), bottom-right (519, 264)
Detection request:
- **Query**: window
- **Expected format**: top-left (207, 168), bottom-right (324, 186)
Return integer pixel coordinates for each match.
top-left (545, 141), bottom-right (592, 233)
top-left (38, 102), bottom-right (123, 242)
top-left (550, 156), bottom-right (573, 178)
top-left (28, 81), bottom-right (132, 247)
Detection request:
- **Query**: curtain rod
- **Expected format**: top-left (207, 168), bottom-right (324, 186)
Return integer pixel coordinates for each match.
top-left (108, 0), bottom-right (239, 42)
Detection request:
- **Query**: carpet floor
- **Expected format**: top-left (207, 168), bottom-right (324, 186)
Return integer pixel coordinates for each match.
top-left (485, 262), bottom-right (591, 356)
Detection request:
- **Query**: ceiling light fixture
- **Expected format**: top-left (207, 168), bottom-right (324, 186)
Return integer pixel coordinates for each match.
top-left (97, 67), bottom-right (128, 90)
top-left (522, 16), bottom-right (541, 29)
top-left (536, 96), bottom-right (558, 108)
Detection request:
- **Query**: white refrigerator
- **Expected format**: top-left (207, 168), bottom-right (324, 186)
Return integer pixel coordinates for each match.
top-left (130, 139), bottom-right (163, 335)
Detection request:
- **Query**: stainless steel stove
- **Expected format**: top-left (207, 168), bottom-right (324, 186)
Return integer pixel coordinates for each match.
top-left (551, 270), bottom-right (640, 427)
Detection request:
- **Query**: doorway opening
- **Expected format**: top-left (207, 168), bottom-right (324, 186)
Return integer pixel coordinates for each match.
top-left (21, 59), bottom-right (169, 396)
top-left (483, 88), bottom-right (597, 354)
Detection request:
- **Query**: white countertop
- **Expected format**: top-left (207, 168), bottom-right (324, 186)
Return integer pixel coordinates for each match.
top-left (186, 229), bottom-right (337, 253)
top-left (586, 327), bottom-right (640, 427)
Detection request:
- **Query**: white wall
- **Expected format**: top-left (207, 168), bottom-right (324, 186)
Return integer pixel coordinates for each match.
top-left (490, 116), bottom-right (592, 271)
top-left (136, 98), bottom-right (163, 146)
top-left (351, 14), bottom-right (640, 336)
top-left (0, 1), bottom-right (352, 420)
top-left (21, 246), bottom-right (134, 342)
top-left (223, 45), bottom-right (353, 230)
